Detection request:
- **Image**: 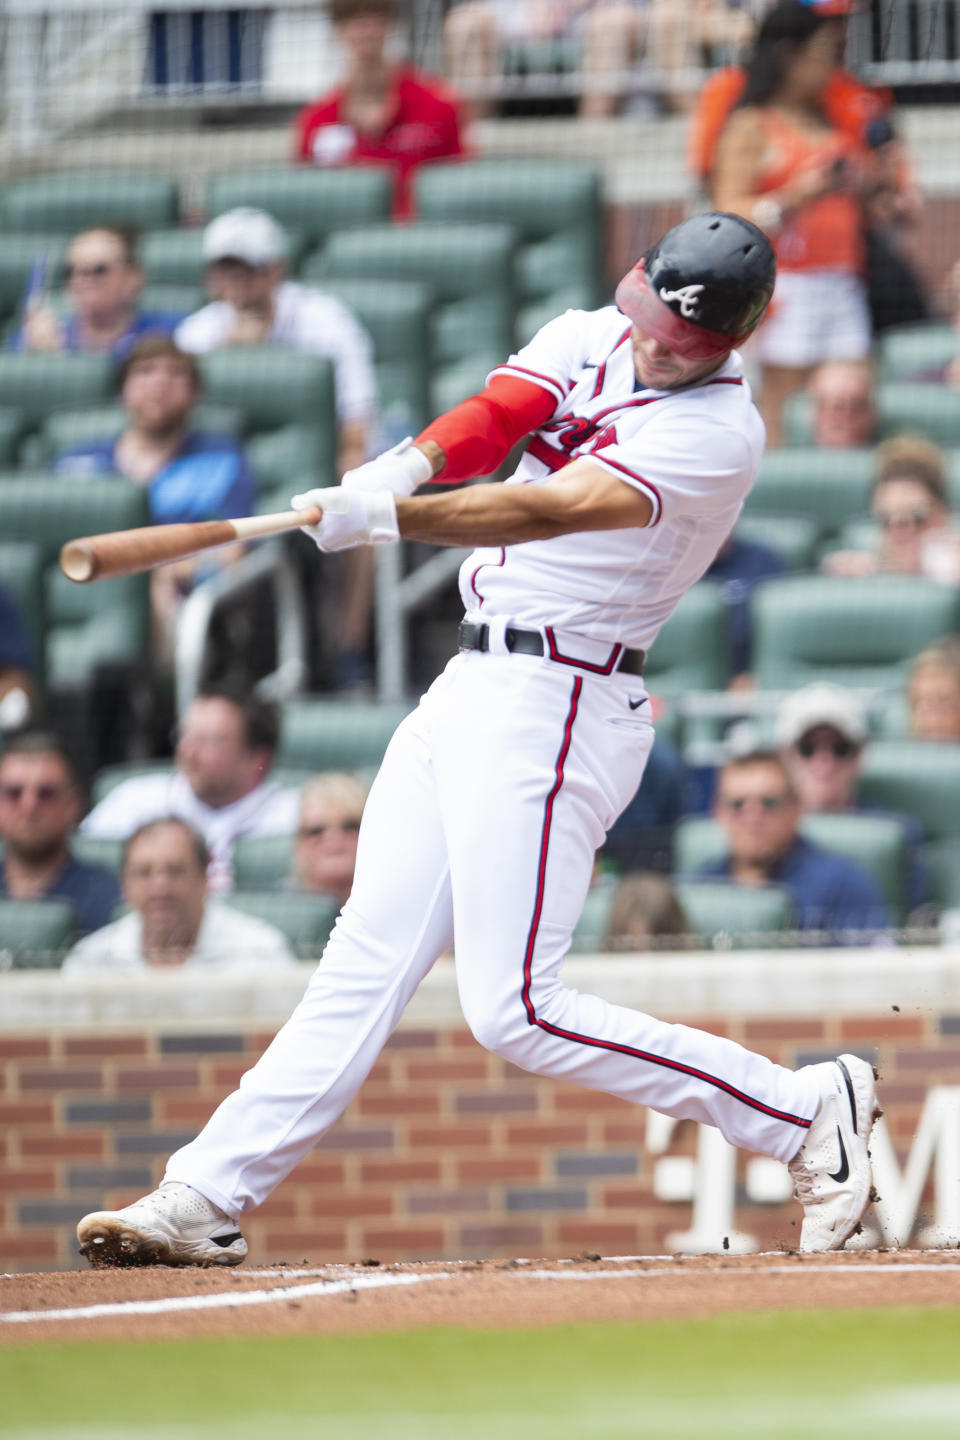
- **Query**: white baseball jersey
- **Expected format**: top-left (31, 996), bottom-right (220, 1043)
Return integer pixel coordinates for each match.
top-left (460, 305), bottom-right (765, 651)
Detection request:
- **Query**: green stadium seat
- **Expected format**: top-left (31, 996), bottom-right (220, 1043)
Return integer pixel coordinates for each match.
top-left (206, 166), bottom-right (393, 247)
top-left (24, 402), bottom-right (244, 468)
top-left (233, 833), bottom-right (296, 890)
top-left (675, 812), bottom-right (908, 920)
top-left (674, 879), bottom-right (794, 949)
top-left (0, 475), bottom-right (151, 689)
top-left (743, 448), bottom-right (875, 537)
top-left (569, 876), bottom-right (618, 954)
top-left (141, 227), bottom-right (310, 288)
top-left (415, 160), bottom-right (604, 333)
top-left (922, 838), bottom-right (960, 910)
top-left (297, 271), bottom-right (433, 434)
top-left (278, 698), bottom-right (413, 772)
top-left (0, 540), bottom-right (45, 693)
top-left (197, 348), bottom-right (336, 440)
top-left (751, 575), bottom-right (960, 690)
top-left (69, 834), bottom-right (125, 875)
top-left (223, 889), bottom-right (339, 956)
top-left (877, 383), bottom-right (960, 447)
top-left (0, 234), bottom-right (68, 321)
top-left (878, 321), bottom-right (955, 381)
top-left (859, 739), bottom-right (960, 841)
top-left (311, 222), bottom-right (518, 415)
top-left (247, 424), bottom-right (330, 508)
top-left (0, 354), bottom-right (113, 425)
top-left (644, 582), bottom-right (731, 695)
top-left (734, 514), bottom-right (820, 571)
top-left (0, 408), bottom-right (23, 465)
top-left (0, 172), bottom-right (180, 233)
top-left (0, 897), bottom-right (75, 967)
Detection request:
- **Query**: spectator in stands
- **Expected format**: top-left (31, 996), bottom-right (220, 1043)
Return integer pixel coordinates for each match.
top-left (710, 1), bottom-right (871, 445)
top-left (698, 749), bottom-right (890, 940)
top-left (704, 531), bottom-right (786, 687)
top-left (175, 208), bottom-right (380, 685)
top-left (908, 642), bottom-right (960, 744)
top-left (14, 226), bottom-right (183, 359)
top-left (777, 682), bottom-right (927, 914)
top-left (292, 772), bottom-right (368, 908)
top-left (0, 731), bottom-right (120, 936)
top-left (823, 435), bottom-right (960, 581)
top-left (295, 0), bottom-right (464, 217)
top-left (603, 872), bottom-right (690, 952)
top-left (603, 734), bottom-right (687, 874)
top-left (0, 585), bottom-right (36, 731)
top-left (53, 337), bottom-right (256, 646)
top-left (63, 818), bottom-right (295, 972)
top-left (81, 685), bottom-right (299, 892)
top-left (808, 359), bottom-right (877, 449)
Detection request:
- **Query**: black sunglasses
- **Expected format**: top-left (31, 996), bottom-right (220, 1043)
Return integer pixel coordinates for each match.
top-left (0, 782), bottom-right (69, 804)
top-left (65, 262), bottom-right (117, 280)
top-left (795, 735), bottom-right (859, 760)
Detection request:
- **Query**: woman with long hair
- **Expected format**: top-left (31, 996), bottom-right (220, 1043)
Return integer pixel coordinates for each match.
top-left (711, 0), bottom-right (869, 444)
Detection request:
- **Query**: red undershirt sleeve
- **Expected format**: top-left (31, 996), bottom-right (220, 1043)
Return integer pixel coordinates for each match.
top-left (415, 375), bottom-right (558, 483)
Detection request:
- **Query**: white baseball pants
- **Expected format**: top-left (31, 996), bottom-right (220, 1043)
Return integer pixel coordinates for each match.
top-left (166, 647), bottom-right (821, 1216)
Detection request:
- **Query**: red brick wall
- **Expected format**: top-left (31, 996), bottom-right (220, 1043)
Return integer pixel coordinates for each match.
top-left (1, 1002), bottom-right (955, 1272)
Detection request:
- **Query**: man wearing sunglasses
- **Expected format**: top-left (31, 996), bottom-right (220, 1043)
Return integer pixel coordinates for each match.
top-left (702, 747), bottom-right (890, 941)
top-left (15, 226), bottom-right (183, 359)
top-left (0, 731), bottom-right (119, 937)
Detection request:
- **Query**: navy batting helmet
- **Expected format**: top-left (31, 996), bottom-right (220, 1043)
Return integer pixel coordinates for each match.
top-left (615, 212), bottom-right (776, 361)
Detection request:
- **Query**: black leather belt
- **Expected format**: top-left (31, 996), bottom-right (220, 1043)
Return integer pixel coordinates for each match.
top-left (458, 621), bottom-right (645, 676)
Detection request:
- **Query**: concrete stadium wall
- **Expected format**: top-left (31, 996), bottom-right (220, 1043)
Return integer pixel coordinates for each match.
top-left (2, 951), bottom-right (960, 1272)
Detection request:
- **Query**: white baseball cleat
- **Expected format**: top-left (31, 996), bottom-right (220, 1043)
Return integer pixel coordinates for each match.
top-left (77, 1182), bottom-right (248, 1268)
top-left (788, 1053), bottom-right (880, 1252)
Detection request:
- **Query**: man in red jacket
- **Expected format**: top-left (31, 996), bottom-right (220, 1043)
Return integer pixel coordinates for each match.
top-left (294, 0), bottom-right (465, 219)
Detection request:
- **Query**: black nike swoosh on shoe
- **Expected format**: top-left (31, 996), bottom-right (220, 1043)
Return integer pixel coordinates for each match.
top-left (212, 1231), bottom-right (245, 1247)
top-left (628, 698), bottom-right (647, 710)
top-left (828, 1127), bottom-right (850, 1184)
top-left (837, 1056), bottom-right (859, 1134)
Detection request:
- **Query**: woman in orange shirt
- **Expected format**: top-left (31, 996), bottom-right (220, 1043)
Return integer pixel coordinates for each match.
top-left (711, 0), bottom-right (870, 444)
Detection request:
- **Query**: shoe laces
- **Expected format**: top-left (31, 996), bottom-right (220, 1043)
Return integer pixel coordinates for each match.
top-left (787, 1151), bottom-right (816, 1205)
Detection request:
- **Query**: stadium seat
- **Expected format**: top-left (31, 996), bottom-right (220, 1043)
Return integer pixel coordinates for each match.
top-left (246, 424), bottom-right (330, 508)
top-left (734, 514), bottom-right (820, 571)
top-left (674, 879), bottom-right (794, 949)
top-left (0, 475), bottom-right (151, 689)
top-left (751, 575), bottom-right (960, 690)
top-left (311, 222), bottom-right (518, 415)
top-left (0, 897), bottom-right (76, 967)
top-left (569, 876), bottom-right (618, 954)
top-left (0, 540), bottom-right (46, 694)
top-left (24, 402), bottom-right (243, 468)
top-left (0, 354), bottom-right (113, 426)
top-left (206, 166), bottom-right (393, 247)
top-left (878, 321), bottom-right (955, 381)
top-left (0, 172), bottom-right (180, 233)
top-left (859, 739), bottom-right (960, 841)
top-left (69, 834), bottom-right (125, 876)
top-left (141, 226), bottom-right (310, 288)
top-left (232, 833), bottom-right (296, 890)
top-left (277, 698), bottom-right (414, 772)
top-left (644, 582), bottom-right (731, 695)
top-left (743, 448), bottom-right (875, 538)
top-left (675, 812), bottom-right (908, 921)
top-left (414, 160), bottom-right (604, 340)
top-left (0, 234), bottom-right (68, 323)
top-left (877, 383), bottom-right (960, 447)
top-left (223, 889), bottom-right (339, 956)
top-left (297, 271), bottom-right (433, 434)
top-left (922, 838), bottom-right (960, 910)
top-left (0, 409), bottom-right (23, 465)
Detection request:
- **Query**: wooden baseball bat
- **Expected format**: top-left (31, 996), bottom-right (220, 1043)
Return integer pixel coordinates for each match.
top-left (59, 505), bottom-right (324, 584)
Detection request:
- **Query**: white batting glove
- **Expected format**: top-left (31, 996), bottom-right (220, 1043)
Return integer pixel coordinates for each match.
top-left (340, 436), bottom-right (433, 497)
top-left (290, 487), bottom-right (399, 553)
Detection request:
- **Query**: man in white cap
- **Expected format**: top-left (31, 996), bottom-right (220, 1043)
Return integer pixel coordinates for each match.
top-left (176, 207), bottom-right (380, 689)
top-left (175, 207), bottom-right (376, 478)
top-left (777, 681), bottom-right (927, 915)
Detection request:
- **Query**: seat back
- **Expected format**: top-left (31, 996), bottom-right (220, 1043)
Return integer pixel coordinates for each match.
top-left (223, 889), bottom-right (338, 956)
top-left (142, 227), bottom-right (310, 288)
top-left (743, 448), bottom-right (874, 538)
top-left (0, 234), bottom-right (69, 322)
top-left (28, 403), bottom-right (243, 468)
top-left (206, 166), bottom-right (393, 247)
top-left (232, 834), bottom-right (296, 890)
top-left (878, 383), bottom-right (960, 446)
top-left (734, 514), bottom-right (820, 572)
top-left (751, 575), bottom-right (960, 690)
top-left (0, 172), bottom-right (180, 232)
top-left (644, 583), bottom-right (731, 694)
top-left (277, 699), bottom-right (413, 771)
top-left (878, 321), bottom-right (956, 381)
top-left (674, 879), bottom-right (795, 949)
top-left (197, 348), bottom-right (336, 453)
top-left (860, 739), bottom-right (960, 841)
top-left (69, 834), bottom-right (125, 876)
top-left (0, 898), bottom-right (75, 967)
top-left (0, 354), bottom-right (113, 425)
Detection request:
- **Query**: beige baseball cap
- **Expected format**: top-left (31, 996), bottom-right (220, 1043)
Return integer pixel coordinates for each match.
top-left (203, 208), bottom-right (290, 267)
top-left (775, 683), bottom-right (868, 750)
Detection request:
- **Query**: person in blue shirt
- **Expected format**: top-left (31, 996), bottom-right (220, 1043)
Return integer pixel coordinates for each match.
top-left (13, 226), bottom-right (183, 359)
top-left (697, 749), bottom-right (891, 942)
top-left (0, 730), bottom-right (119, 940)
top-left (54, 336), bottom-right (256, 648)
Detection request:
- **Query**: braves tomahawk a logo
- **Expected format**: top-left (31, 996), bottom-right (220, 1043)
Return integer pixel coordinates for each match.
top-left (658, 283), bottom-right (705, 319)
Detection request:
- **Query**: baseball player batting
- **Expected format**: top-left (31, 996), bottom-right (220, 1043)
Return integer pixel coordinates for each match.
top-left (77, 212), bottom-right (880, 1267)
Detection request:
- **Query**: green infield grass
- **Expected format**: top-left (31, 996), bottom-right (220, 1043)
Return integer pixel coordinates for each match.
top-left (3, 1306), bottom-right (960, 1439)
